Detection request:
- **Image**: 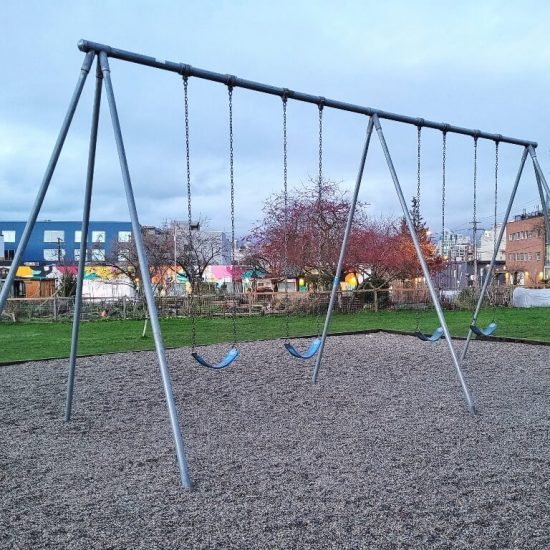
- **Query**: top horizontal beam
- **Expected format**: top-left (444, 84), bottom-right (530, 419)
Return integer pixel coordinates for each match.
top-left (78, 39), bottom-right (537, 148)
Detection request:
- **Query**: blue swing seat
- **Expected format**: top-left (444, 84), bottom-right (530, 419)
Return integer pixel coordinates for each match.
top-left (192, 347), bottom-right (240, 370)
top-left (284, 338), bottom-right (322, 359)
top-left (470, 322), bottom-right (497, 337)
top-left (414, 326), bottom-right (445, 342)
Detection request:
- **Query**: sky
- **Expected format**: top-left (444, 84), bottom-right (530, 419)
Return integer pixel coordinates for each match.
top-left (1, 1), bottom-right (550, 240)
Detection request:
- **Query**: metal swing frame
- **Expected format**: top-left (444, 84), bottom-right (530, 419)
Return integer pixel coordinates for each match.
top-left (460, 145), bottom-right (550, 365)
top-left (0, 38), bottom-right (547, 488)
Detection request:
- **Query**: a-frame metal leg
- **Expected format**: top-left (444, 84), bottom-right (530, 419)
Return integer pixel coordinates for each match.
top-left (530, 146), bottom-right (550, 198)
top-left (372, 115), bottom-right (476, 415)
top-left (529, 147), bottom-right (550, 277)
top-left (312, 117), bottom-right (374, 383)
top-left (460, 147), bottom-right (529, 366)
top-left (0, 51), bottom-right (95, 316)
top-left (98, 52), bottom-right (192, 489)
top-left (65, 60), bottom-right (102, 421)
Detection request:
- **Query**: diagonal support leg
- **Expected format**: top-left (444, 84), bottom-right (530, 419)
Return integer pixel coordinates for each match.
top-left (312, 117), bottom-right (374, 383)
top-left (373, 114), bottom-right (476, 415)
top-left (99, 52), bottom-right (192, 489)
top-left (65, 60), bottom-right (103, 422)
top-left (0, 51), bottom-right (95, 317)
top-left (529, 147), bottom-right (550, 276)
top-left (460, 147), bottom-right (528, 366)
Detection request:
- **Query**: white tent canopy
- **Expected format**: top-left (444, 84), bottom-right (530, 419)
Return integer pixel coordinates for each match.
top-left (512, 287), bottom-right (550, 308)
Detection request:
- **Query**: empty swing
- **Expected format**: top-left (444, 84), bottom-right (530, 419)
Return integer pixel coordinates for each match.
top-left (414, 125), bottom-right (444, 342)
top-left (183, 76), bottom-right (240, 369)
top-left (468, 139), bottom-right (498, 337)
top-left (281, 95), bottom-right (323, 359)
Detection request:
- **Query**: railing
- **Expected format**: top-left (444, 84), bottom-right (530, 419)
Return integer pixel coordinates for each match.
top-left (0, 286), bottom-right (527, 322)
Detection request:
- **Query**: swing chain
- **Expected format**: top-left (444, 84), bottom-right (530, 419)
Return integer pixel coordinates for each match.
top-left (316, 101), bottom-right (324, 334)
top-left (494, 141), bottom-right (499, 253)
top-left (183, 76), bottom-right (197, 350)
top-left (473, 136), bottom-right (478, 286)
top-left (282, 94), bottom-right (290, 339)
top-left (442, 131), bottom-right (447, 242)
top-left (318, 99), bottom-right (324, 200)
top-left (228, 85), bottom-right (237, 345)
top-left (416, 125), bottom-right (421, 225)
top-left (473, 137), bottom-right (478, 226)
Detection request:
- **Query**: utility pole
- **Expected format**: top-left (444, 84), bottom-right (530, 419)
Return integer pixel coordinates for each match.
top-left (56, 237), bottom-right (64, 263)
top-left (469, 221), bottom-right (485, 287)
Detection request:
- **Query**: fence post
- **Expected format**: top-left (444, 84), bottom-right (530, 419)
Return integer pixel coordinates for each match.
top-left (374, 289), bottom-right (378, 312)
top-left (53, 296), bottom-right (58, 321)
top-left (122, 295), bottom-right (127, 319)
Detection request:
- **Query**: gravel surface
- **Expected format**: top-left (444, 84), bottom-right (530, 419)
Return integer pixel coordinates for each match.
top-left (1, 333), bottom-right (549, 549)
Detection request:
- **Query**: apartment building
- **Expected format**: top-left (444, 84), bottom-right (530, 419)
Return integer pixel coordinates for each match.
top-left (0, 221), bottom-right (132, 264)
top-left (505, 209), bottom-right (549, 285)
top-left (437, 229), bottom-right (472, 261)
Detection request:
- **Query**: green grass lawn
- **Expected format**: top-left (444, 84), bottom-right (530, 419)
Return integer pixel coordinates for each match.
top-left (1, 307), bottom-right (549, 364)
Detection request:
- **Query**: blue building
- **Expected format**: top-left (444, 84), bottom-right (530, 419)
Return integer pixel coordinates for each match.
top-left (0, 221), bottom-right (133, 264)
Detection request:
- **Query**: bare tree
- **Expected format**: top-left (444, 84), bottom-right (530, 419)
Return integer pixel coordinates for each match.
top-left (103, 227), bottom-right (173, 296)
top-left (166, 218), bottom-right (226, 288)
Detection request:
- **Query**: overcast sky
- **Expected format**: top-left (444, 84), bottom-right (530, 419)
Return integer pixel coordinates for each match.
top-left (1, 1), bottom-right (550, 240)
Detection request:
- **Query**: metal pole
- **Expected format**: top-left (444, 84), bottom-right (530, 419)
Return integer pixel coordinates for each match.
top-left (530, 146), bottom-right (550, 198)
top-left (459, 147), bottom-right (529, 365)
top-left (98, 52), bottom-right (192, 489)
top-left (534, 171), bottom-right (550, 278)
top-left (0, 51), bottom-right (95, 316)
top-left (534, 172), bottom-right (550, 241)
top-left (312, 117), bottom-right (374, 383)
top-left (65, 59), bottom-right (102, 422)
top-left (530, 148), bottom-right (550, 233)
top-left (529, 147), bottom-right (550, 276)
top-left (373, 115), bottom-right (476, 415)
top-left (75, 39), bottom-right (537, 148)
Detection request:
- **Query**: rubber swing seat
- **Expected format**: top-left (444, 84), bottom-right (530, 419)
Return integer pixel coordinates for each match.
top-left (284, 338), bottom-right (322, 359)
top-left (414, 326), bottom-right (445, 342)
top-left (191, 347), bottom-right (240, 369)
top-left (470, 322), bottom-right (497, 337)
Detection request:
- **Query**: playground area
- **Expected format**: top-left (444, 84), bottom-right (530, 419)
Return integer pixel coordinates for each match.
top-left (1, 332), bottom-right (548, 548)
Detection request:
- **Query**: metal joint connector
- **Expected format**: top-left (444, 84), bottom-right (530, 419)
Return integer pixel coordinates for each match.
top-left (225, 74), bottom-right (237, 89)
top-left (473, 130), bottom-right (481, 141)
top-left (416, 117), bottom-right (425, 128)
top-left (318, 97), bottom-right (325, 110)
top-left (179, 64), bottom-right (192, 78)
top-left (442, 123), bottom-right (450, 134)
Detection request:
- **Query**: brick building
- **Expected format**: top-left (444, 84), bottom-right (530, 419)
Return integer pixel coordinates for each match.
top-left (505, 209), bottom-right (548, 285)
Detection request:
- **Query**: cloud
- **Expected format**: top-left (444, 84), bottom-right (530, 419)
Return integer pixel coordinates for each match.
top-left (1, 1), bottom-right (549, 240)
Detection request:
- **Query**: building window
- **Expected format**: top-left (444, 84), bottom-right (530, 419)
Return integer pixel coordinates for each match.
top-left (118, 230), bottom-right (132, 242)
top-left (92, 231), bottom-right (106, 243)
top-left (92, 249), bottom-right (106, 261)
top-left (74, 249), bottom-right (81, 261)
top-left (44, 248), bottom-right (64, 261)
top-left (2, 230), bottom-right (16, 243)
top-left (4, 250), bottom-right (15, 260)
top-left (536, 252), bottom-right (541, 261)
top-left (44, 230), bottom-right (65, 243)
top-left (75, 231), bottom-right (82, 243)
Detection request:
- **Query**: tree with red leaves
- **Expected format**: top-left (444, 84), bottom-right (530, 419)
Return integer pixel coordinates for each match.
top-left (245, 179), bottom-right (369, 288)
top-left (246, 184), bottom-right (443, 289)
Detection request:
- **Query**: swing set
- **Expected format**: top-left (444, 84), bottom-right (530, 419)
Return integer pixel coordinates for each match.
top-left (1, 40), bottom-right (548, 489)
